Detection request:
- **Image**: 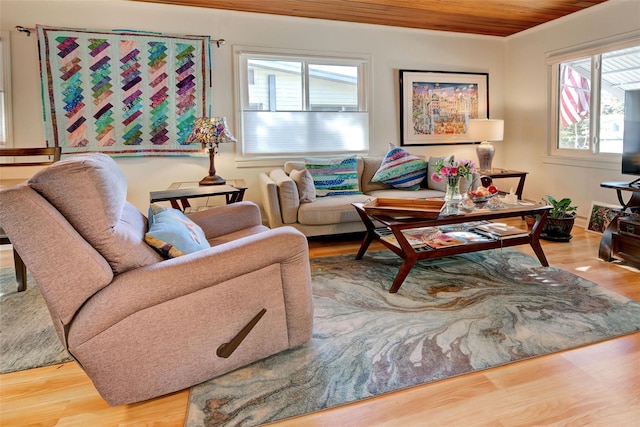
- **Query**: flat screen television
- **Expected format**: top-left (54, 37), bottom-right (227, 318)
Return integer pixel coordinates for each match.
top-left (622, 89), bottom-right (640, 186)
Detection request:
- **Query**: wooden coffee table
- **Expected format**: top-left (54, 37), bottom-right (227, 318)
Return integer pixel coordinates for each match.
top-left (352, 202), bottom-right (551, 294)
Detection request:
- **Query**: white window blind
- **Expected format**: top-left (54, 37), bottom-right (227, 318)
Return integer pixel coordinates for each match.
top-left (241, 111), bottom-right (368, 157)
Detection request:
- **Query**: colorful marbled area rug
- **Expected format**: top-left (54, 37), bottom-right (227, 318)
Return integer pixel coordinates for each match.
top-left (186, 248), bottom-right (640, 426)
top-left (0, 269), bottom-right (71, 373)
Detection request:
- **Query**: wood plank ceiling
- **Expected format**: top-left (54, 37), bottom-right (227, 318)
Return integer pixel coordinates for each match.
top-left (131, 0), bottom-right (609, 37)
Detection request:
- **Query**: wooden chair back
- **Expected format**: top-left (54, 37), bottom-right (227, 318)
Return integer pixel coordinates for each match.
top-left (0, 146), bottom-right (62, 167)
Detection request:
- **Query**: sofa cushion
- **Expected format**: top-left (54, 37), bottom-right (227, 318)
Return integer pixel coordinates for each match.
top-left (359, 157), bottom-right (389, 193)
top-left (29, 153), bottom-right (163, 273)
top-left (283, 161), bottom-right (306, 174)
top-left (285, 159), bottom-right (365, 179)
top-left (145, 204), bottom-right (210, 258)
top-left (371, 144), bottom-right (427, 190)
top-left (297, 193), bottom-right (371, 225)
top-left (426, 155), bottom-right (454, 192)
top-left (290, 168), bottom-right (316, 203)
top-left (304, 156), bottom-right (362, 197)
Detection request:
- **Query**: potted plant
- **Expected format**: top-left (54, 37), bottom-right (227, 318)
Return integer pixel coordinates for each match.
top-left (540, 195), bottom-right (578, 242)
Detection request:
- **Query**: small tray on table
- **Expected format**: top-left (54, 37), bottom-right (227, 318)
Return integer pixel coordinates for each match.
top-left (363, 198), bottom-right (445, 219)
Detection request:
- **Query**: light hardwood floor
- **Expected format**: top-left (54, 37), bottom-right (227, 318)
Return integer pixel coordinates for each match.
top-left (1, 219), bottom-right (638, 426)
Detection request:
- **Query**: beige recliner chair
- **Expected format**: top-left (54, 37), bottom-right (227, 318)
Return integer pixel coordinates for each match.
top-left (0, 153), bottom-right (313, 406)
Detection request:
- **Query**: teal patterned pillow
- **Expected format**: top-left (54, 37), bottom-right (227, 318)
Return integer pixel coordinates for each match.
top-left (305, 156), bottom-right (362, 197)
top-left (145, 204), bottom-right (210, 258)
top-left (371, 144), bottom-right (427, 190)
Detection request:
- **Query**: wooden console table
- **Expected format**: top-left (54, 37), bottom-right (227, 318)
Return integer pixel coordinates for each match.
top-left (353, 202), bottom-right (551, 294)
top-left (598, 182), bottom-right (640, 265)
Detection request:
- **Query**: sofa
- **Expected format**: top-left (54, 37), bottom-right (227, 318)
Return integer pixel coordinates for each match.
top-left (259, 155), bottom-right (479, 237)
top-left (0, 153), bottom-right (314, 405)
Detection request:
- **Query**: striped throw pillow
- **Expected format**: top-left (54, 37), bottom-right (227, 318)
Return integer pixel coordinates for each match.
top-left (305, 156), bottom-right (362, 197)
top-left (371, 144), bottom-right (427, 190)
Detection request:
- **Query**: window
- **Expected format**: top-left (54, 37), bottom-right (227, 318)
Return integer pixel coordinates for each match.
top-left (548, 36), bottom-right (640, 161)
top-left (234, 46), bottom-right (371, 163)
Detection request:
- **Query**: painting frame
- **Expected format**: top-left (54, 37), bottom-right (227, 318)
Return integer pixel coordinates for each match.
top-left (399, 69), bottom-right (489, 146)
top-left (586, 201), bottom-right (623, 234)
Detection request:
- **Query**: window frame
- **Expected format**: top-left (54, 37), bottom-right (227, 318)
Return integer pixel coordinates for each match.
top-left (546, 33), bottom-right (640, 169)
top-left (0, 30), bottom-right (13, 148)
top-left (233, 45), bottom-right (372, 167)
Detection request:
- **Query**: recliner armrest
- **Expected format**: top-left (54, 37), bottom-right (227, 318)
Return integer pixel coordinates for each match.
top-left (188, 201), bottom-right (262, 238)
top-left (69, 226), bottom-right (313, 348)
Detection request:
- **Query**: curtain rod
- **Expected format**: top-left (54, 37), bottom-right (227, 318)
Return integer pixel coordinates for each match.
top-left (15, 26), bottom-right (34, 36)
top-left (15, 26), bottom-right (226, 47)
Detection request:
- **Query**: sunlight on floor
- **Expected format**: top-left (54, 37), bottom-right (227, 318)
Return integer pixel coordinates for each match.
top-left (608, 259), bottom-right (640, 273)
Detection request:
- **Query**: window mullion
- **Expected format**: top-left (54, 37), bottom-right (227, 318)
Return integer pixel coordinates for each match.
top-left (303, 61), bottom-right (309, 111)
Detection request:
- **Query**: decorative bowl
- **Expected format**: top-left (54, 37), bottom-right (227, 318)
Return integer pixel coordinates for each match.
top-left (467, 192), bottom-right (498, 204)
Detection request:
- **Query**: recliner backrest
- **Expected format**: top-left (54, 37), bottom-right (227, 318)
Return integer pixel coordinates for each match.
top-left (0, 184), bottom-right (114, 341)
top-left (28, 153), bottom-right (162, 274)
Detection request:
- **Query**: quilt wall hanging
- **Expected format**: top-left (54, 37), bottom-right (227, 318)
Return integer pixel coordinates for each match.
top-left (36, 25), bottom-right (212, 157)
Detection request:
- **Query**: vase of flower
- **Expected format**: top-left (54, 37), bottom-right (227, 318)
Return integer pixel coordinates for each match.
top-left (444, 176), bottom-right (462, 204)
top-left (431, 158), bottom-right (476, 207)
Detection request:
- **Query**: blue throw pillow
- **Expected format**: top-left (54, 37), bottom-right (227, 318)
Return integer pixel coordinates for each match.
top-left (305, 156), bottom-right (362, 197)
top-left (371, 143), bottom-right (427, 190)
top-left (145, 204), bottom-right (210, 258)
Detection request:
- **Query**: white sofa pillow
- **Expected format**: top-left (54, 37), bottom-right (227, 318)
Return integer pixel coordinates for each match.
top-left (290, 168), bottom-right (316, 203)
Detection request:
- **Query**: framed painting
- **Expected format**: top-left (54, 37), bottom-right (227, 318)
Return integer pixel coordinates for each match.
top-left (399, 70), bottom-right (488, 146)
top-left (586, 201), bottom-right (623, 234)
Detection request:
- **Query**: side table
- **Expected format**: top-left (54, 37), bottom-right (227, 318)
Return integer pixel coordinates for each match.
top-left (479, 168), bottom-right (528, 200)
top-left (150, 179), bottom-right (247, 212)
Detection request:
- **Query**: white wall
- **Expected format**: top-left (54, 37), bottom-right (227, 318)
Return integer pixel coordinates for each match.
top-left (1, 0), bottom-right (504, 211)
top-left (505, 0), bottom-right (640, 218)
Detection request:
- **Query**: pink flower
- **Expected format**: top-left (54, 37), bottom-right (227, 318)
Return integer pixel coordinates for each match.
top-left (432, 158), bottom-right (477, 181)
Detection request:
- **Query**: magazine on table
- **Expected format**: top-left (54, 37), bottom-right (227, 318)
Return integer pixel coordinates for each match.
top-left (423, 232), bottom-right (468, 249)
top-left (380, 224), bottom-right (501, 249)
top-left (437, 220), bottom-right (491, 233)
top-left (379, 226), bottom-right (441, 248)
top-left (444, 230), bottom-right (495, 243)
top-left (474, 222), bottom-right (530, 239)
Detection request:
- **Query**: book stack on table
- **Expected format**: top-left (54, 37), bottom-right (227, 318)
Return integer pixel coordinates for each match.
top-left (474, 223), bottom-right (530, 239)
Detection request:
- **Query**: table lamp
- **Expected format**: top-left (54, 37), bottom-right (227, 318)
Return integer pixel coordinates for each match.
top-left (186, 117), bottom-right (237, 186)
top-left (467, 118), bottom-right (504, 172)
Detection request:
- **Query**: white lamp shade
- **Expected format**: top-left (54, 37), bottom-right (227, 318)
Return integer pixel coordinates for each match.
top-left (467, 119), bottom-right (504, 142)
